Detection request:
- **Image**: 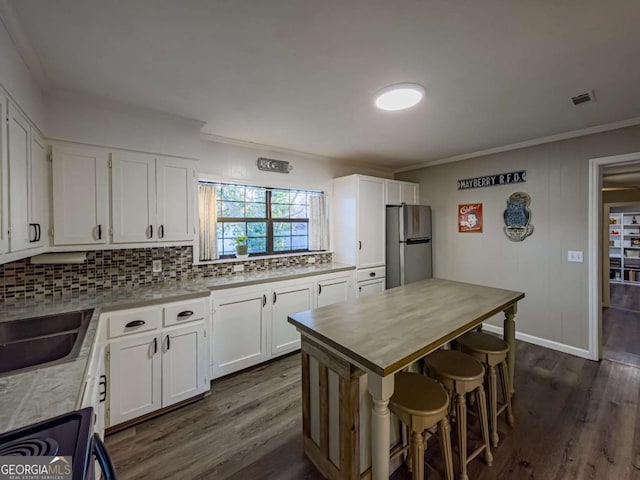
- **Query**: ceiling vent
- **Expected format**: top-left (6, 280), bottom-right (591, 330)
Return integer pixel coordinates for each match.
top-left (571, 91), bottom-right (595, 106)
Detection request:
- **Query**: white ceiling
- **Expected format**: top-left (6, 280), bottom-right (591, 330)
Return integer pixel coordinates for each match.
top-left (9, 0), bottom-right (640, 169)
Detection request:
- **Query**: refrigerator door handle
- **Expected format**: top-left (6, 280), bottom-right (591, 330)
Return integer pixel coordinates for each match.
top-left (399, 238), bottom-right (406, 285)
top-left (399, 205), bottom-right (406, 242)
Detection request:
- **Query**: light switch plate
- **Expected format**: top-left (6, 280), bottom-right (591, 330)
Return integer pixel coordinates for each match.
top-left (567, 251), bottom-right (583, 263)
top-left (233, 264), bottom-right (244, 272)
top-left (307, 256), bottom-right (316, 264)
top-left (152, 259), bottom-right (162, 273)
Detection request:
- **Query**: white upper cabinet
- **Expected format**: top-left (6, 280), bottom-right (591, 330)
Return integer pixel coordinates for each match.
top-left (52, 145), bottom-right (109, 245)
top-left (112, 152), bottom-right (156, 243)
top-left (385, 180), bottom-right (402, 205)
top-left (333, 175), bottom-right (386, 269)
top-left (112, 152), bottom-right (195, 244)
top-left (156, 157), bottom-right (195, 241)
top-left (7, 105), bottom-right (50, 252)
top-left (7, 105), bottom-right (32, 252)
top-left (29, 129), bottom-right (49, 248)
top-left (384, 179), bottom-right (419, 205)
top-left (401, 182), bottom-right (419, 204)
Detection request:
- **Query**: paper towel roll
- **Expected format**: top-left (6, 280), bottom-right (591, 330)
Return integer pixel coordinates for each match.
top-left (30, 252), bottom-right (87, 264)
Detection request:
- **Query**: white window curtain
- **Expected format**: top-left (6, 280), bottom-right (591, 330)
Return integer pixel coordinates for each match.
top-left (198, 183), bottom-right (218, 261)
top-left (308, 193), bottom-right (329, 251)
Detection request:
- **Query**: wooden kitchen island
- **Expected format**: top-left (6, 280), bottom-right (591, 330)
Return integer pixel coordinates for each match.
top-left (288, 278), bottom-right (524, 480)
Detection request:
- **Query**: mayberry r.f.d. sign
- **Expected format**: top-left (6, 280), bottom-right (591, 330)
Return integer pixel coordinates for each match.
top-left (457, 170), bottom-right (526, 190)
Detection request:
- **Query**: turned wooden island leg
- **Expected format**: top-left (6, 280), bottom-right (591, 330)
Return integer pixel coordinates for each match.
top-left (367, 373), bottom-right (395, 480)
top-left (503, 304), bottom-right (517, 394)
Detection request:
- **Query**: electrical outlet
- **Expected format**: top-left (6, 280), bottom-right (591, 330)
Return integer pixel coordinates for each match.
top-left (152, 259), bottom-right (162, 273)
top-left (233, 264), bottom-right (244, 273)
top-left (307, 256), bottom-right (316, 264)
top-left (567, 251), bottom-right (583, 263)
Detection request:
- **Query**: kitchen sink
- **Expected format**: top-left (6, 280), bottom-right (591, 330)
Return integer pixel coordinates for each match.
top-left (0, 310), bottom-right (93, 376)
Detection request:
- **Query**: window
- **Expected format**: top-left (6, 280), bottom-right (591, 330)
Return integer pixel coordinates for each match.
top-left (201, 181), bottom-right (323, 259)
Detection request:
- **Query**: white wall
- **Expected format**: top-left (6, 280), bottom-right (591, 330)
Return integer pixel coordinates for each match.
top-left (199, 139), bottom-right (392, 192)
top-left (46, 89), bottom-right (204, 160)
top-left (0, 16), bottom-right (45, 128)
top-left (396, 125), bottom-right (640, 351)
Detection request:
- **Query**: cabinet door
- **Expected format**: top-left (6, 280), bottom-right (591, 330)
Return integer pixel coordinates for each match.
top-left (385, 180), bottom-right (402, 205)
top-left (108, 333), bottom-right (162, 426)
top-left (317, 278), bottom-right (350, 307)
top-left (112, 152), bottom-right (156, 243)
top-left (29, 129), bottom-right (48, 248)
top-left (156, 157), bottom-right (194, 241)
top-left (357, 177), bottom-right (385, 268)
top-left (401, 183), bottom-right (419, 204)
top-left (0, 97), bottom-right (8, 254)
top-left (52, 145), bottom-right (109, 245)
top-left (357, 278), bottom-right (386, 298)
top-left (271, 283), bottom-right (313, 356)
top-left (162, 323), bottom-right (208, 407)
top-left (7, 104), bottom-right (32, 252)
top-left (211, 289), bottom-right (269, 378)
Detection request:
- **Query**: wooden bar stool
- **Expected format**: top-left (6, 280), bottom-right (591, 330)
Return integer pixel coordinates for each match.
top-left (424, 350), bottom-right (492, 480)
top-left (457, 331), bottom-right (515, 447)
top-left (389, 372), bottom-right (455, 480)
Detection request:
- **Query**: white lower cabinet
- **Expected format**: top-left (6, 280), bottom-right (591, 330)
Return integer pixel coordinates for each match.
top-left (109, 332), bottom-right (162, 425)
top-left (211, 288), bottom-right (269, 378)
top-left (80, 313), bottom-right (107, 440)
top-left (104, 297), bottom-right (209, 428)
top-left (317, 275), bottom-right (351, 307)
top-left (357, 278), bottom-right (386, 298)
top-left (162, 323), bottom-right (208, 407)
top-left (271, 282), bottom-right (314, 356)
top-left (211, 270), bottom-right (356, 379)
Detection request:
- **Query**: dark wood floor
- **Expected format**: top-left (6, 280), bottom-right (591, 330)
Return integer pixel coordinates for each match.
top-left (106, 339), bottom-right (640, 480)
top-left (610, 283), bottom-right (640, 312)
top-left (605, 284), bottom-right (640, 367)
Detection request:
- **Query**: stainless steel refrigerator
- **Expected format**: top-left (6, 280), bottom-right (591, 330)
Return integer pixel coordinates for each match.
top-left (386, 205), bottom-right (432, 288)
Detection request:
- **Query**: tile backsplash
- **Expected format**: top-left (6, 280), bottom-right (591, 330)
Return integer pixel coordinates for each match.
top-left (0, 247), bottom-right (333, 301)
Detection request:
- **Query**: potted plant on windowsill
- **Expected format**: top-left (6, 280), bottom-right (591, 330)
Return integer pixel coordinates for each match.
top-left (234, 235), bottom-right (249, 259)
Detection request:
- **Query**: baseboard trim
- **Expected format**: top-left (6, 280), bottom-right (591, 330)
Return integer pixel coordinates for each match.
top-left (481, 323), bottom-right (594, 360)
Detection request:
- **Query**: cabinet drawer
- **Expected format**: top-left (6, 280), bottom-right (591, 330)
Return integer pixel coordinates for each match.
top-left (163, 298), bottom-right (206, 327)
top-left (108, 307), bottom-right (162, 339)
top-left (356, 267), bottom-right (386, 282)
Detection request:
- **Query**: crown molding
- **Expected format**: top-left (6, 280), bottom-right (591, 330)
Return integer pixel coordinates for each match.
top-left (393, 116), bottom-right (640, 174)
top-left (0, 0), bottom-right (50, 92)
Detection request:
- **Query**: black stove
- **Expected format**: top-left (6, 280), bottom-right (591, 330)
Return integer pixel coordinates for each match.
top-left (0, 407), bottom-right (116, 479)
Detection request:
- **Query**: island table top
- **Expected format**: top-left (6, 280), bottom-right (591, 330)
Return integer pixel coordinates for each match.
top-left (288, 278), bottom-right (524, 376)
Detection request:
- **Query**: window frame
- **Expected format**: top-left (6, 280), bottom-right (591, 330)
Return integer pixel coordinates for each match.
top-left (207, 182), bottom-right (321, 259)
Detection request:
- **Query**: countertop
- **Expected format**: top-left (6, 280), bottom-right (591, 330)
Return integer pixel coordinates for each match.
top-left (0, 262), bottom-right (354, 433)
top-left (288, 278), bottom-right (524, 376)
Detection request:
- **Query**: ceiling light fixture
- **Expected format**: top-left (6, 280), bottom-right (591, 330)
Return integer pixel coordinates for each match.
top-left (374, 83), bottom-right (425, 111)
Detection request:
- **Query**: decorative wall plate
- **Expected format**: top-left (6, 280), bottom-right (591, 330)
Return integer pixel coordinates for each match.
top-left (503, 192), bottom-right (533, 241)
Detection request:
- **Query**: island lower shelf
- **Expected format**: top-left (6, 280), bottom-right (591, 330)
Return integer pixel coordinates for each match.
top-left (300, 335), bottom-right (406, 480)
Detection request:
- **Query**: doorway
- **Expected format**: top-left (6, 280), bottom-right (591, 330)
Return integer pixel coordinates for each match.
top-left (589, 152), bottom-right (640, 366)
